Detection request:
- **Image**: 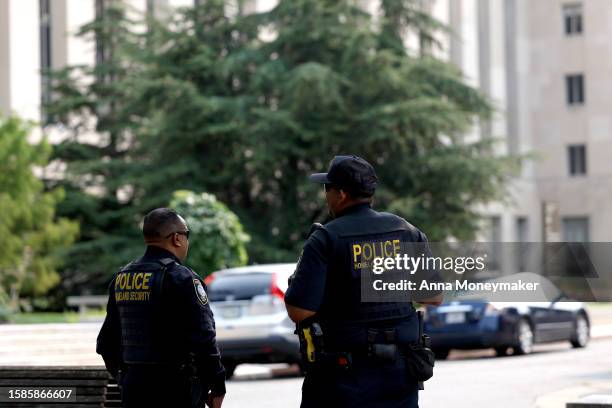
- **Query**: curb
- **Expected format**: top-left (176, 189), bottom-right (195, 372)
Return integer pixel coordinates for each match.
top-left (592, 324), bottom-right (612, 339)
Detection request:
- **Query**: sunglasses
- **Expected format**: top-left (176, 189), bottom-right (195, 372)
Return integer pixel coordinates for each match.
top-left (165, 230), bottom-right (190, 240)
top-left (324, 183), bottom-right (337, 192)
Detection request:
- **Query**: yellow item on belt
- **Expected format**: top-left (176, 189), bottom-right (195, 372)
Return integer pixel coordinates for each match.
top-left (302, 327), bottom-right (316, 362)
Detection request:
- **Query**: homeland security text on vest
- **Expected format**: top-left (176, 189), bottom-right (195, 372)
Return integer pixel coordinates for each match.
top-left (115, 271), bottom-right (152, 302)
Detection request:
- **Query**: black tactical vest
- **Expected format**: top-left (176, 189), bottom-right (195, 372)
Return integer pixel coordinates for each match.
top-left (317, 205), bottom-right (417, 325)
top-left (114, 258), bottom-right (174, 364)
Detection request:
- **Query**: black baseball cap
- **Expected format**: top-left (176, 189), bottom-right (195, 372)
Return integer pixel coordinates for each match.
top-left (309, 155), bottom-right (378, 196)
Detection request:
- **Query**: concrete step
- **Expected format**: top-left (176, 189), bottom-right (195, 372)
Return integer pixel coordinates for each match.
top-left (567, 394), bottom-right (612, 408)
top-left (0, 353), bottom-right (104, 365)
top-left (0, 322), bottom-right (101, 334)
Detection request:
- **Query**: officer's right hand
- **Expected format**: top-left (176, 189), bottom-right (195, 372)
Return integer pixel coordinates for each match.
top-left (206, 393), bottom-right (224, 408)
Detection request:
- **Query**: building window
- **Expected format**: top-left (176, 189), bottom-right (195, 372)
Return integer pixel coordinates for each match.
top-left (39, 0), bottom-right (52, 121)
top-left (566, 74), bottom-right (585, 105)
top-left (486, 216), bottom-right (502, 271)
top-left (516, 217), bottom-right (528, 242)
top-left (568, 144), bottom-right (587, 176)
top-left (563, 3), bottom-right (583, 35)
top-left (516, 217), bottom-right (528, 272)
top-left (562, 217), bottom-right (589, 242)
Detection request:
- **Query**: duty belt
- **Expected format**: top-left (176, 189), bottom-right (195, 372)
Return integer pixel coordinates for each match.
top-left (297, 312), bottom-right (434, 390)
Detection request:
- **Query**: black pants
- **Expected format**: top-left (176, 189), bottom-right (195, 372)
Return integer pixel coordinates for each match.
top-left (119, 365), bottom-right (194, 408)
top-left (300, 358), bottom-right (419, 408)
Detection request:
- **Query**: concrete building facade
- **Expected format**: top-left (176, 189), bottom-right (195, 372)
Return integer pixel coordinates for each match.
top-left (431, 0), bottom-right (612, 244)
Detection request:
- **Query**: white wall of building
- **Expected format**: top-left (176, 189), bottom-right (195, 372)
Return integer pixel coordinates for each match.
top-left (1, 0), bottom-right (41, 121)
top-left (527, 0), bottom-right (612, 241)
top-left (0, 1), bottom-right (11, 117)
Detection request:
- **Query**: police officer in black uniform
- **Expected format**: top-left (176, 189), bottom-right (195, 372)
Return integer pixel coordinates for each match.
top-left (97, 208), bottom-right (226, 408)
top-left (285, 155), bottom-right (443, 408)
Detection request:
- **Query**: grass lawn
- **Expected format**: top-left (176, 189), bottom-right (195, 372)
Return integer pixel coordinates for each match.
top-left (586, 302), bottom-right (612, 308)
top-left (8, 311), bottom-right (106, 324)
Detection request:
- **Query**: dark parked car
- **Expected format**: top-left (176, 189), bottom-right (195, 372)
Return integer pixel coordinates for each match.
top-left (424, 273), bottom-right (590, 359)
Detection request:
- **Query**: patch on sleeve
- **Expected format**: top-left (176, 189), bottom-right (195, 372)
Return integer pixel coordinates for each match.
top-left (193, 279), bottom-right (208, 305)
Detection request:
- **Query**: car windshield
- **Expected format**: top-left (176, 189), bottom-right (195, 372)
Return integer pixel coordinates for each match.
top-left (208, 272), bottom-right (273, 302)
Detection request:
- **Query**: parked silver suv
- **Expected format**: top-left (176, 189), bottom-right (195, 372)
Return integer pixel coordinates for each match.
top-left (207, 263), bottom-right (299, 378)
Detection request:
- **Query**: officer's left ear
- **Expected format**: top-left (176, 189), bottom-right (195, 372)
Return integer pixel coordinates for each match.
top-left (171, 232), bottom-right (183, 247)
top-left (338, 189), bottom-right (349, 203)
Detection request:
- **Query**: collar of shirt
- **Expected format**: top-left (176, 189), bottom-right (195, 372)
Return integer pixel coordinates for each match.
top-left (335, 202), bottom-right (372, 218)
top-left (142, 245), bottom-right (182, 264)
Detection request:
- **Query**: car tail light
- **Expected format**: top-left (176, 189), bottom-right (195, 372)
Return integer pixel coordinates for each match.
top-left (204, 274), bottom-right (215, 286)
top-left (246, 273), bottom-right (286, 316)
top-left (270, 273), bottom-right (285, 300)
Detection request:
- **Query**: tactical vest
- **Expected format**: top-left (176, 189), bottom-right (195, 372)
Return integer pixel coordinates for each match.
top-left (317, 205), bottom-right (417, 325)
top-left (114, 258), bottom-right (175, 364)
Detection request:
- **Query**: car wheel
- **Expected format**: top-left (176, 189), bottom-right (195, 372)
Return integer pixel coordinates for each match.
top-left (513, 319), bottom-right (534, 355)
top-left (495, 346), bottom-right (510, 357)
top-left (570, 314), bottom-right (590, 348)
top-left (434, 349), bottom-right (450, 360)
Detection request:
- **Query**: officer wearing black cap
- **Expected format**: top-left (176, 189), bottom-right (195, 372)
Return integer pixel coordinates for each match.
top-left (285, 155), bottom-right (443, 408)
top-left (97, 208), bottom-right (225, 408)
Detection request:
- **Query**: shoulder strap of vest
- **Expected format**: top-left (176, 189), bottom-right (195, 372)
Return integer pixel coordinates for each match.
top-left (308, 222), bottom-right (324, 238)
top-left (120, 259), bottom-right (174, 272)
top-left (156, 258), bottom-right (176, 296)
top-left (158, 258), bottom-right (176, 267)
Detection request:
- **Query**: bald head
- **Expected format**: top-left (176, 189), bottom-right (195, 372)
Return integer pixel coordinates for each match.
top-left (143, 208), bottom-right (186, 241)
top-left (142, 208), bottom-right (190, 262)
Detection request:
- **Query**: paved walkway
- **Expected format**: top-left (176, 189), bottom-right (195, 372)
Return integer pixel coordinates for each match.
top-left (1, 305), bottom-right (612, 379)
top-left (0, 322), bottom-right (103, 366)
top-left (2, 309), bottom-right (612, 407)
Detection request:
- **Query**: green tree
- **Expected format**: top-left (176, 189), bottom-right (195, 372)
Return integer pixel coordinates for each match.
top-left (119, 0), bottom-right (259, 211)
top-left (45, 1), bottom-right (145, 291)
top-left (131, 0), bottom-right (517, 262)
top-left (45, 0), bottom-right (256, 292)
top-left (170, 191), bottom-right (250, 276)
top-left (48, 0), bottom-right (519, 284)
top-left (230, 0), bottom-right (517, 254)
top-left (0, 116), bottom-right (78, 313)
